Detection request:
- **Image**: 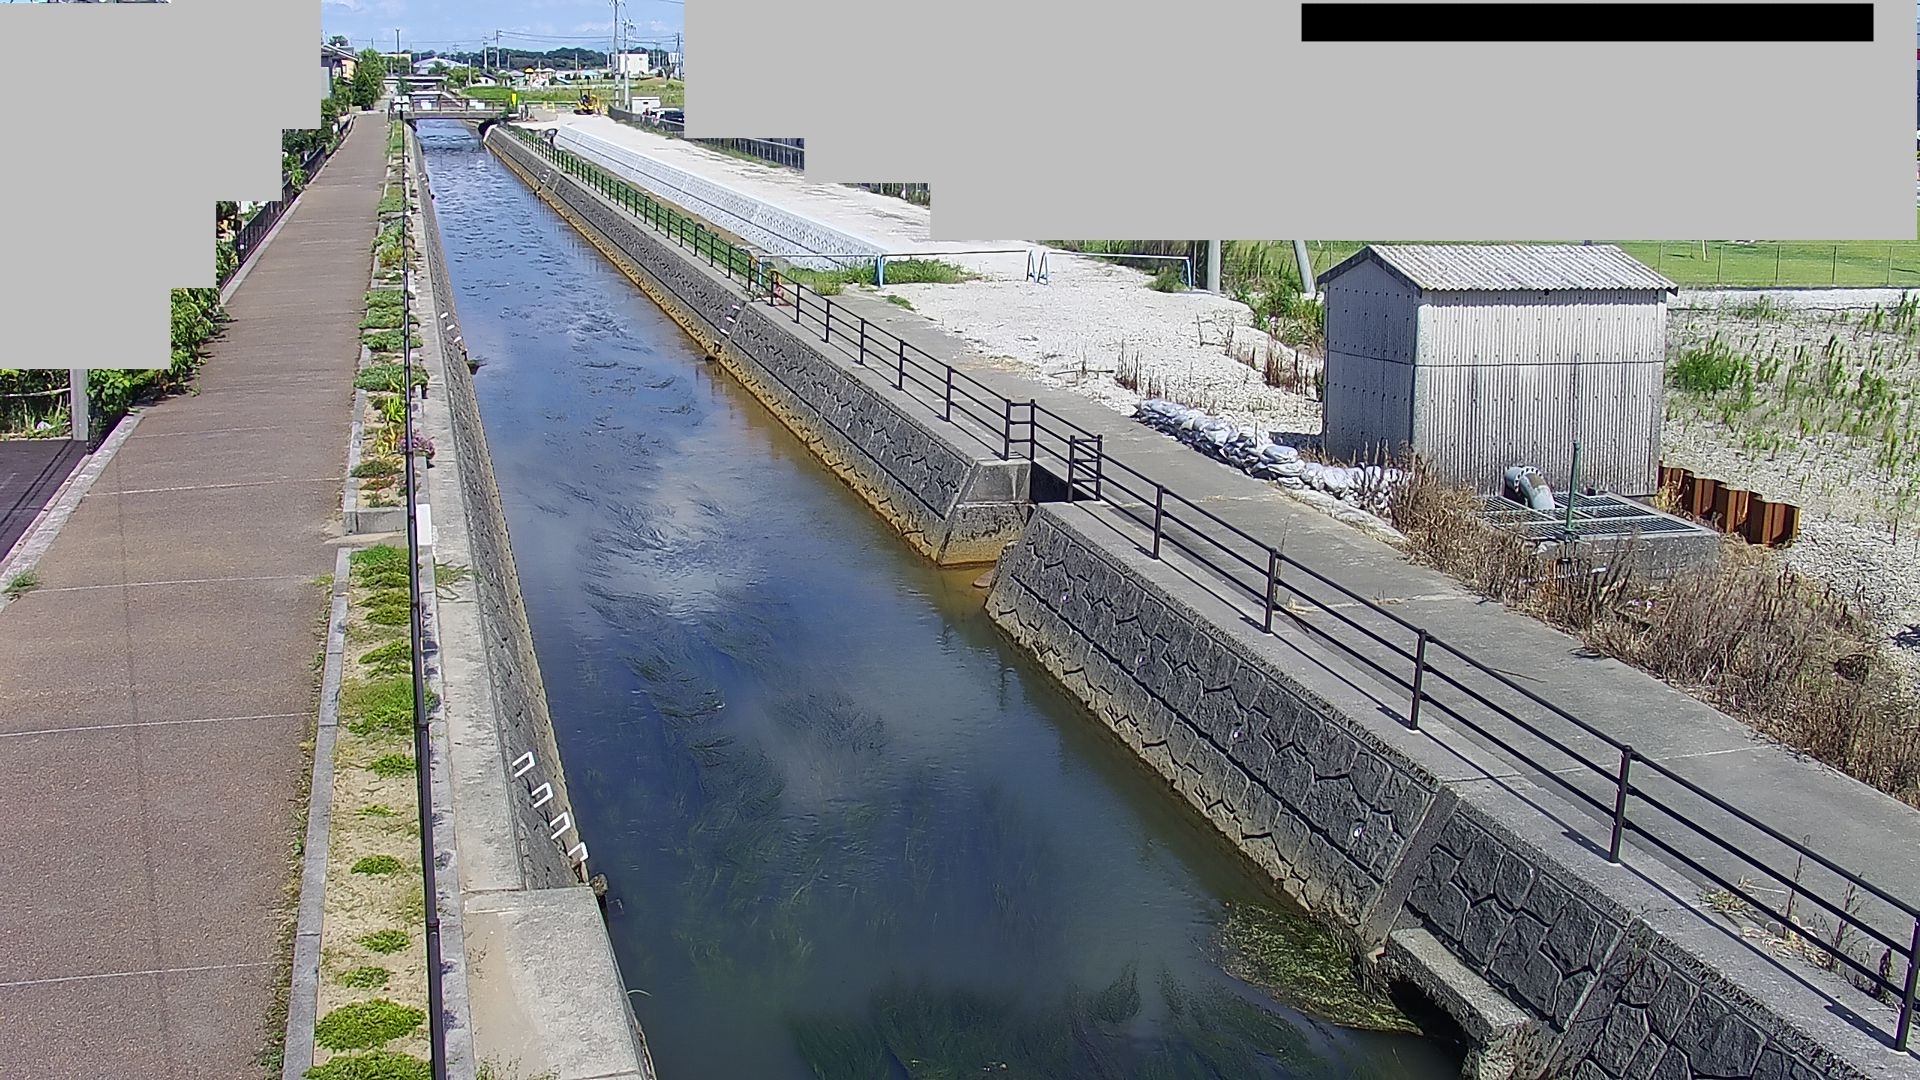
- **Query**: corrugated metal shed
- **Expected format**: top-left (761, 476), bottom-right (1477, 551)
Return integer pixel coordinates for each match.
top-left (1321, 244), bottom-right (1679, 294)
top-left (1320, 244), bottom-right (1672, 496)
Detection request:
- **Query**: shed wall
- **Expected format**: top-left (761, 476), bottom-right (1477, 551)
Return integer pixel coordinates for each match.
top-left (1322, 259), bottom-right (1418, 462)
top-left (1412, 290), bottom-right (1666, 494)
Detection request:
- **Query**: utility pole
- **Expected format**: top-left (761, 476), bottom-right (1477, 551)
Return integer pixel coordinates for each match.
top-left (1292, 240), bottom-right (1317, 296)
top-left (1204, 240), bottom-right (1222, 293)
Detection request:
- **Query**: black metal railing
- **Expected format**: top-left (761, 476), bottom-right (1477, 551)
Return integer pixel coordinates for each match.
top-left (505, 124), bottom-right (1920, 1050)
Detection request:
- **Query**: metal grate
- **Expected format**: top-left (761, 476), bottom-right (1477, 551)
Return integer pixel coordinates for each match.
top-left (1474, 492), bottom-right (1716, 542)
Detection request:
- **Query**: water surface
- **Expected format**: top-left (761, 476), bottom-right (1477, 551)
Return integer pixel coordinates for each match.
top-left (419, 121), bottom-right (1461, 1080)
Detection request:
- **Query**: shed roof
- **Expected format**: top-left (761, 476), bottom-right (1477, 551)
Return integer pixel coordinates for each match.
top-left (1321, 244), bottom-right (1678, 294)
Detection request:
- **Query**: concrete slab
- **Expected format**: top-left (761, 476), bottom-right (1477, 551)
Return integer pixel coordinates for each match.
top-left (462, 888), bottom-right (646, 1080)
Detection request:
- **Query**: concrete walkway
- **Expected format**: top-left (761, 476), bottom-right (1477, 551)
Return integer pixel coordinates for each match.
top-left (0, 115), bottom-right (383, 1079)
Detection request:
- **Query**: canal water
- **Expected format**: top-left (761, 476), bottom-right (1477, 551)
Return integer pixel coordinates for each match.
top-left (418, 122), bottom-right (1461, 1080)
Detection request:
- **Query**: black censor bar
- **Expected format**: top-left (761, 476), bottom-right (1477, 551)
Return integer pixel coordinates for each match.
top-left (1300, 3), bottom-right (1874, 41)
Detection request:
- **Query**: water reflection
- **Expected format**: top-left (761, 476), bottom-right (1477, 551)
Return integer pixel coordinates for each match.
top-left (418, 122), bottom-right (1460, 1080)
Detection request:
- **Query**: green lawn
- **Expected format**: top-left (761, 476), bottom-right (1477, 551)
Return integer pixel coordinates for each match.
top-left (464, 79), bottom-right (684, 108)
top-left (1293, 213), bottom-right (1920, 289)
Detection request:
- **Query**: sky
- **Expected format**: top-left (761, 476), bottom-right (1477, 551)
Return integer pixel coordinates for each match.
top-left (321, 0), bottom-right (683, 56)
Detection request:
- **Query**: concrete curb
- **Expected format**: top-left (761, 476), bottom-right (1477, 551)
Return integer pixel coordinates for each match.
top-left (281, 546), bottom-right (351, 1080)
top-left (0, 409), bottom-right (142, 601)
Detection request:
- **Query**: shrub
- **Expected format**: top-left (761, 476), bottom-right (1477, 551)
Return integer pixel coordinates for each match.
top-left (306, 1051), bottom-right (431, 1080)
top-left (352, 458), bottom-right (402, 480)
top-left (338, 966), bottom-right (391, 989)
top-left (350, 854), bottom-right (406, 876)
top-left (362, 330), bottom-right (419, 354)
top-left (357, 929), bottom-right (410, 954)
top-left (355, 364), bottom-right (428, 394)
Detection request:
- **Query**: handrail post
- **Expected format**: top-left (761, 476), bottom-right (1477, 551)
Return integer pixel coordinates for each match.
top-left (943, 367), bottom-right (954, 422)
top-left (896, 341), bottom-right (906, 391)
top-left (1897, 917), bottom-right (1920, 1050)
top-left (1026, 401), bottom-right (1038, 460)
top-left (1065, 439), bottom-right (1079, 505)
top-left (1151, 486), bottom-right (1165, 559)
top-left (1409, 629), bottom-right (1429, 729)
top-left (1092, 435), bottom-right (1104, 501)
top-left (1001, 398), bottom-right (1011, 459)
top-left (1262, 549), bottom-right (1278, 633)
top-left (1608, 745), bottom-right (1635, 863)
top-left (822, 298), bottom-right (833, 344)
top-left (858, 320), bottom-right (868, 366)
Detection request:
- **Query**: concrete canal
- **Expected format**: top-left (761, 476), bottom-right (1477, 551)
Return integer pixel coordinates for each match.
top-left (417, 122), bottom-right (1462, 1080)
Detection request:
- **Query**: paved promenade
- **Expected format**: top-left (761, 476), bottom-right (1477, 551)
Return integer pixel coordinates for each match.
top-left (0, 113), bottom-right (383, 1079)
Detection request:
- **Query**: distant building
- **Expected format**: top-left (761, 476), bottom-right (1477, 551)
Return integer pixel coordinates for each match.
top-left (615, 52), bottom-right (652, 77)
top-left (1317, 244), bottom-right (1678, 496)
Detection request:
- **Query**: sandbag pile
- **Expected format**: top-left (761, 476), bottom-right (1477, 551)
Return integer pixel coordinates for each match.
top-left (1133, 399), bottom-right (1404, 519)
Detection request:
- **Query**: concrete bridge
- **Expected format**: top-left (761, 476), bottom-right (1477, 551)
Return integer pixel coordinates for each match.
top-left (399, 102), bottom-right (514, 136)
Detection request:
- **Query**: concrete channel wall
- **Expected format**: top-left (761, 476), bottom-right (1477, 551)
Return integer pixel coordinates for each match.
top-left (413, 126), bottom-right (657, 1080)
top-left (552, 124), bottom-right (884, 270)
top-left (487, 127), bottom-right (1029, 566)
top-left (986, 506), bottom-right (1914, 1080)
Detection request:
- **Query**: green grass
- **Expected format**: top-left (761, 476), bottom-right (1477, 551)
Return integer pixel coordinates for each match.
top-left (1148, 265), bottom-right (1187, 292)
top-left (885, 295), bottom-right (914, 310)
top-left (365, 290), bottom-right (404, 311)
top-left (350, 854), bottom-right (406, 876)
top-left (341, 676), bottom-right (427, 738)
top-left (315, 999), bottom-right (424, 1051)
top-left (357, 929), bottom-right (410, 954)
top-left (786, 258), bottom-right (975, 295)
top-left (338, 966), bottom-right (391, 990)
top-left (358, 639), bottom-right (413, 677)
top-left (466, 79), bottom-right (685, 107)
top-left (305, 1049), bottom-right (431, 1080)
top-left (363, 588), bottom-right (412, 626)
top-left (367, 754), bottom-right (416, 778)
top-left (2, 571), bottom-right (40, 599)
top-left (376, 190), bottom-right (404, 216)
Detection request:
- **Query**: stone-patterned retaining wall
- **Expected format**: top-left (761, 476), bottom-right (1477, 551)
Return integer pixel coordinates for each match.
top-left (553, 125), bottom-right (884, 270)
top-left (489, 127), bottom-right (1027, 566)
top-left (417, 134), bottom-right (584, 891)
top-left (988, 505), bottom-right (1912, 1080)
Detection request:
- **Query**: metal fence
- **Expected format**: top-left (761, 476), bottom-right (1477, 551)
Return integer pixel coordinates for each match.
top-left (504, 125), bottom-right (1920, 1049)
top-left (605, 106), bottom-right (806, 169)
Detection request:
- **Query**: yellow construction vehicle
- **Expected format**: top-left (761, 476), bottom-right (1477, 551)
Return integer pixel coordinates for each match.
top-left (573, 90), bottom-right (600, 115)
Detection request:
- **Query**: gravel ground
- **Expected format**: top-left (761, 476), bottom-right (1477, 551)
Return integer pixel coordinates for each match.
top-left (1664, 301), bottom-right (1920, 687)
top-left (521, 115), bottom-right (1329, 438)
top-left (886, 258), bottom-right (1326, 440)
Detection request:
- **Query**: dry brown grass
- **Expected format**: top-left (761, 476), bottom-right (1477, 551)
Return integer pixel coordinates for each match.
top-left (1385, 458), bottom-right (1920, 806)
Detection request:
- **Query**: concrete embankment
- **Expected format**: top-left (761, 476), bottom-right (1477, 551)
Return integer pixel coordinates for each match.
top-left (473, 120), bottom-right (1920, 1079)
top-left (485, 126), bottom-right (1029, 566)
top-left (411, 125), bottom-right (655, 1080)
top-left (985, 505), bottom-right (1917, 1080)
